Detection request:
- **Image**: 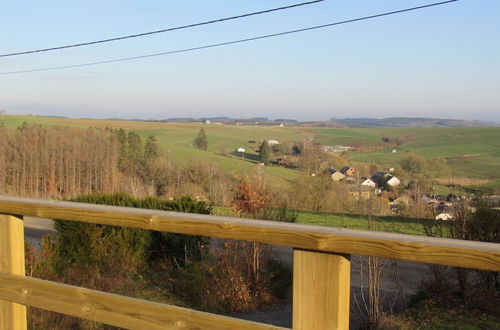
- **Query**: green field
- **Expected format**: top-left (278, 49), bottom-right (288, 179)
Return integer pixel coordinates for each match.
top-left (213, 206), bottom-right (429, 236)
top-left (295, 211), bottom-right (429, 235)
top-left (2, 115), bottom-right (499, 191)
top-left (1, 115), bottom-right (306, 183)
top-left (130, 124), bottom-right (307, 180)
top-left (313, 127), bottom-right (382, 147)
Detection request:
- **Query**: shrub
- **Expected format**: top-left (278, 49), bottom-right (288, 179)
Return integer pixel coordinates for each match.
top-left (30, 193), bottom-right (214, 328)
top-left (54, 193), bottom-right (212, 270)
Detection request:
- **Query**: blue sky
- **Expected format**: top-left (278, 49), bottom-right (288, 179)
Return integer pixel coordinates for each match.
top-left (1, 0), bottom-right (499, 121)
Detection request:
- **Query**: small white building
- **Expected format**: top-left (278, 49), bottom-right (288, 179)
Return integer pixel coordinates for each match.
top-left (267, 140), bottom-right (279, 146)
top-left (237, 147), bottom-right (245, 153)
top-left (435, 213), bottom-right (453, 220)
top-left (361, 178), bottom-right (376, 187)
top-left (387, 176), bottom-right (401, 187)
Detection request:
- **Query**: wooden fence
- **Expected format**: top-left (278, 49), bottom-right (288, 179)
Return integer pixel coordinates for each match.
top-left (0, 196), bottom-right (499, 329)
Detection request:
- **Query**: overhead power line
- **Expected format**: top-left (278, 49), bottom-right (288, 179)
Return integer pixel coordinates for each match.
top-left (0, 0), bottom-right (458, 75)
top-left (0, 0), bottom-right (324, 58)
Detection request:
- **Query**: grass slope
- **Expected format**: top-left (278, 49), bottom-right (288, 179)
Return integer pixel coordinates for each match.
top-left (1, 115), bottom-right (306, 182)
top-left (3, 115), bottom-right (499, 190)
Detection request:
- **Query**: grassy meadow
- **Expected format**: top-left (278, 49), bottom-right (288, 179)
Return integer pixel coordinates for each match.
top-left (295, 211), bottom-right (428, 235)
top-left (212, 206), bottom-right (428, 236)
top-left (2, 114), bottom-right (499, 191)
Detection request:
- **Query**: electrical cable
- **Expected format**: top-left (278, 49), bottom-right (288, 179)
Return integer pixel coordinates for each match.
top-left (0, 0), bottom-right (458, 75)
top-left (0, 0), bottom-right (324, 58)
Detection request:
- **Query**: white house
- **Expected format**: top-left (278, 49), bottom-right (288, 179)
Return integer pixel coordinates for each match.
top-left (237, 147), bottom-right (245, 153)
top-left (361, 178), bottom-right (376, 187)
top-left (387, 176), bottom-right (401, 187)
top-left (267, 140), bottom-right (279, 146)
top-left (435, 213), bottom-right (453, 220)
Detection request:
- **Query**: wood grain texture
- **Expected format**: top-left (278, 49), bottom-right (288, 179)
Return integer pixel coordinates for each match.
top-left (0, 196), bottom-right (499, 271)
top-left (0, 214), bottom-right (27, 330)
top-left (0, 273), bottom-right (286, 330)
top-left (293, 249), bottom-right (350, 330)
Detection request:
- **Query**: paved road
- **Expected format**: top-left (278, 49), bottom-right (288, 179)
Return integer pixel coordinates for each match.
top-left (25, 218), bottom-right (431, 295)
top-left (269, 244), bottom-right (430, 294)
top-left (24, 216), bottom-right (56, 238)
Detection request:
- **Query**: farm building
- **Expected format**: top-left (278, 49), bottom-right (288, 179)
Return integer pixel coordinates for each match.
top-left (323, 145), bottom-right (355, 153)
top-left (387, 176), bottom-right (401, 187)
top-left (340, 166), bottom-right (356, 176)
top-left (372, 172), bottom-right (401, 188)
top-left (361, 178), bottom-right (376, 187)
top-left (326, 168), bottom-right (346, 182)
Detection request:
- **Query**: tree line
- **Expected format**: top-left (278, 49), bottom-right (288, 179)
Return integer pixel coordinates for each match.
top-left (0, 123), bottom-right (233, 203)
top-left (0, 123), bottom-right (119, 197)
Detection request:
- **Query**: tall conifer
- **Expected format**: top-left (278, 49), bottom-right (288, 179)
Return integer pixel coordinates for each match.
top-left (259, 140), bottom-right (270, 165)
top-left (193, 129), bottom-right (208, 150)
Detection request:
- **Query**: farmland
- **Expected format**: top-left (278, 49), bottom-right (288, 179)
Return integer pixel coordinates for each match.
top-left (313, 126), bottom-right (500, 192)
top-left (2, 114), bottom-right (499, 192)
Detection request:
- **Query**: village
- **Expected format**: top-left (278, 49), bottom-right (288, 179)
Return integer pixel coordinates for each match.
top-left (233, 138), bottom-right (498, 221)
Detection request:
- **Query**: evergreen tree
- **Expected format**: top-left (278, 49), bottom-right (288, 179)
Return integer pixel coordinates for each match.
top-left (259, 140), bottom-right (270, 165)
top-left (193, 129), bottom-right (208, 150)
top-left (115, 128), bottom-right (128, 172)
top-left (141, 135), bottom-right (159, 183)
top-left (144, 135), bottom-right (159, 161)
top-left (127, 132), bottom-right (142, 161)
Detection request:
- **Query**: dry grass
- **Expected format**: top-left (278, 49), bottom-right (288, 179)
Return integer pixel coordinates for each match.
top-left (435, 177), bottom-right (491, 186)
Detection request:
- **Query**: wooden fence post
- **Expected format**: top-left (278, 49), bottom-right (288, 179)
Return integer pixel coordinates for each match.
top-left (0, 214), bottom-right (27, 330)
top-left (293, 249), bottom-right (350, 330)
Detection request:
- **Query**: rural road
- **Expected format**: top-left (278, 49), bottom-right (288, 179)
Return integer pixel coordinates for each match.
top-left (24, 217), bottom-right (430, 294)
top-left (267, 244), bottom-right (430, 294)
top-left (24, 216), bottom-right (56, 239)
top-left (24, 216), bottom-right (56, 249)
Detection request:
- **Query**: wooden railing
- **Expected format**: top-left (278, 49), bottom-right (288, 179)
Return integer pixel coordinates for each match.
top-left (0, 196), bottom-right (499, 330)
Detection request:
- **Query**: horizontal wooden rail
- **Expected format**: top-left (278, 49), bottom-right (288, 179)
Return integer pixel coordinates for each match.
top-left (0, 273), bottom-right (285, 330)
top-left (1, 196), bottom-right (499, 329)
top-left (0, 196), bottom-right (499, 271)
top-left (0, 196), bottom-right (500, 271)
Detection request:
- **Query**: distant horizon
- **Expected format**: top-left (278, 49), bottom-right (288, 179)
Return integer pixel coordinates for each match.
top-left (2, 109), bottom-right (498, 125)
